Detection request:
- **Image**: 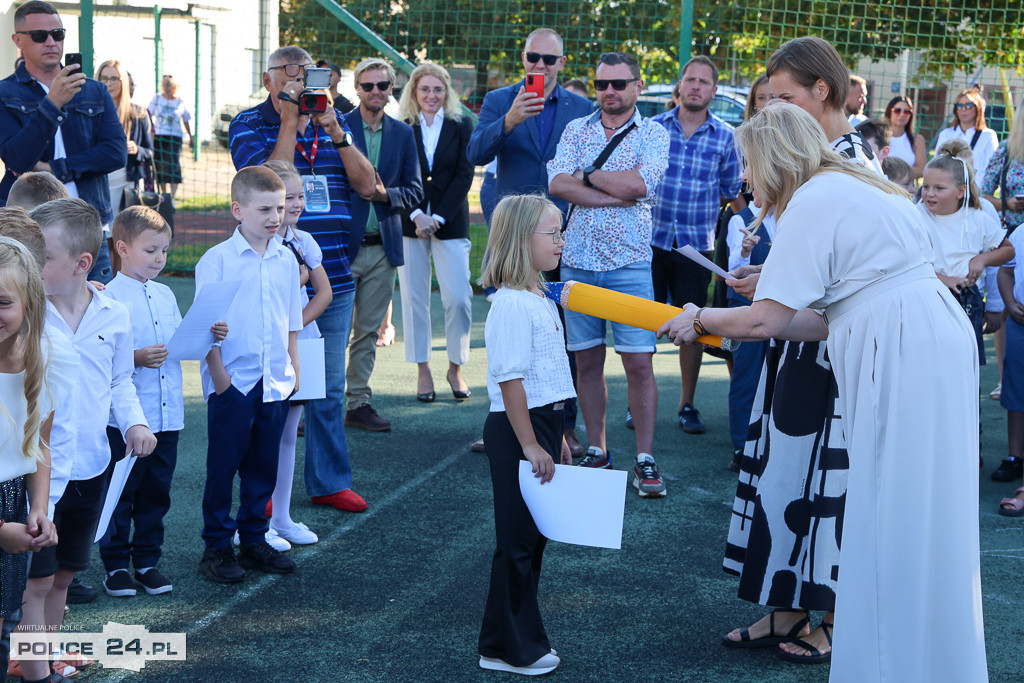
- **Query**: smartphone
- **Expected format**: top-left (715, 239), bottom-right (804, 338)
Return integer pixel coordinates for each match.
top-left (303, 67), bottom-right (332, 90)
top-left (65, 52), bottom-right (82, 71)
top-left (525, 73), bottom-right (545, 100)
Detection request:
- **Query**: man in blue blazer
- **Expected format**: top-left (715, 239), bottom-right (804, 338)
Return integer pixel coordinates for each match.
top-left (466, 28), bottom-right (593, 458)
top-left (343, 58), bottom-right (423, 432)
top-left (466, 28), bottom-right (594, 212)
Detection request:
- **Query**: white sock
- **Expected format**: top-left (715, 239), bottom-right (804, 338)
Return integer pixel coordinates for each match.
top-left (637, 452), bottom-right (654, 463)
top-left (586, 446), bottom-right (604, 456)
top-left (136, 566), bottom-right (153, 575)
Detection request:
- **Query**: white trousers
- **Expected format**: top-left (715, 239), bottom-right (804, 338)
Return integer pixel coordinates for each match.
top-left (397, 235), bottom-right (472, 365)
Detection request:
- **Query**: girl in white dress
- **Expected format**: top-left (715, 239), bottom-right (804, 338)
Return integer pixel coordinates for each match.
top-left (477, 195), bottom-right (575, 677)
top-left (0, 236), bottom-right (74, 674)
top-left (660, 101), bottom-right (989, 683)
top-left (263, 162), bottom-right (333, 549)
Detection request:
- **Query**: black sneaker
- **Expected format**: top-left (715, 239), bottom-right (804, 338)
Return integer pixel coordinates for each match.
top-left (991, 456), bottom-right (1024, 482)
top-left (625, 407), bottom-right (634, 430)
top-left (578, 446), bottom-right (612, 469)
top-left (239, 542), bottom-right (296, 575)
top-left (678, 404), bottom-right (705, 434)
top-left (134, 567), bottom-right (173, 595)
top-left (344, 404), bottom-right (392, 432)
top-left (102, 570), bottom-right (137, 597)
top-left (199, 547), bottom-right (244, 584)
top-left (66, 576), bottom-right (98, 604)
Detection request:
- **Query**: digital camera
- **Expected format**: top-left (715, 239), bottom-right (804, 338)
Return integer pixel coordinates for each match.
top-left (279, 67), bottom-right (332, 115)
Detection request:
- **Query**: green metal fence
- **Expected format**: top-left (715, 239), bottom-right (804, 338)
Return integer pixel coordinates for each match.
top-left (16, 1), bottom-right (1024, 272)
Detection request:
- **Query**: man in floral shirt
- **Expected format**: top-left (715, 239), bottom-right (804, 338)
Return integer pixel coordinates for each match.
top-left (548, 51), bottom-right (670, 498)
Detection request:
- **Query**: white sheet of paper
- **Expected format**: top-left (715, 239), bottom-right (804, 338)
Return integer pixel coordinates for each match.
top-left (165, 280), bottom-right (242, 361)
top-left (675, 244), bottom-right (732, 280)
top-left (94, 449), bottom-right (135, 543)
top-left (291, 338), bottom-right (326, 401)
top-left (518, 462), bottom-right (627, 549)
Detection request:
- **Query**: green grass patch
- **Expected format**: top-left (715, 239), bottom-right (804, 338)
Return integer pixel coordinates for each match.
top-left (166, 243), bottom-right (214, 273)
top-left (178, 195), bottom-right (231, 211)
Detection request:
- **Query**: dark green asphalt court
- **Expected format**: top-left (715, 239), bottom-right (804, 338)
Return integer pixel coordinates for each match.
top-left (48, 276), bottom-right (1022, 682)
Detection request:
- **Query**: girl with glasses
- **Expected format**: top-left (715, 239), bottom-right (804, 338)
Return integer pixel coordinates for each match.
top-left (883, 95), bottom-right (926, 179)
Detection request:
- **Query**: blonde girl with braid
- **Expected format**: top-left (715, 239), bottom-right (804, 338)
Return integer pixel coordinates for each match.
top-left (0, 236), bottom-right (76, 674)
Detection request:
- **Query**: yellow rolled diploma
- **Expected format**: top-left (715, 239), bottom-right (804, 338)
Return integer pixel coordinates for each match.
top-left (544, 281), bottom-right (740, 351)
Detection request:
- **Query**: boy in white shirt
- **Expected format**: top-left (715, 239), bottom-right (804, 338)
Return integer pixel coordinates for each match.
top-left (17, 198), bottom-right (156, 683)
top-left (196, 166), bottom-right (302, 584)
top-left (99, 206), bottom-right (227, 598)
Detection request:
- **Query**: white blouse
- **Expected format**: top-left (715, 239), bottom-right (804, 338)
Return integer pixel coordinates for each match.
top-left (916, 203), bottom-right (1005, 278)
top-left (934, 126), bottom-right (999, 176)
top-left (485, 287), bottom-right (575, 412)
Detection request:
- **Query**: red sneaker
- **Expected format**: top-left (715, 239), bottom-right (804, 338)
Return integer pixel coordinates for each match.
top-left (265, 499), bottom-right (273, 518)
top-left (311, 489), bottom-right (367, 512)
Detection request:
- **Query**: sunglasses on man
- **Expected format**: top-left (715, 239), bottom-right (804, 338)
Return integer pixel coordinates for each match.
top-left (16, 29), bottom-right (65, 43)
top-left (594, 78), bottom-right (639, 92)
top-left (358, 81), bottom-right (392, 92)
top-left (524, 52), bottom-right (562, 66)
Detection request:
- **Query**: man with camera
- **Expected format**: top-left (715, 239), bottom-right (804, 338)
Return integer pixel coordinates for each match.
top-left (341, 58), bottom-right (422, 433)
top-left (0, 0), bottom-right (126, 283)
top-left (229, 45), bottom-right (377, 514)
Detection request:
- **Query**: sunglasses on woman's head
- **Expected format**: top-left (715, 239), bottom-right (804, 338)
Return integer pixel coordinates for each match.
top-left (594, 78), bottom-right (639, 91)
top-left (16, 29), bottom-right (65, 43)
top-left (524, 52), bottom-right (561, 66)
top-left (358, 81), bottom-right (392, 92)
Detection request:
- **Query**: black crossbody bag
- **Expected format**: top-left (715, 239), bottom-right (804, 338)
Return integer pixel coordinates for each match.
top-left (562, 122), bottom-right (638, 231)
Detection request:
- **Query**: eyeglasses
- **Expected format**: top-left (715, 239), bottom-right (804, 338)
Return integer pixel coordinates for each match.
top-left (358, 81), bottom-right (392, 92)
top-left (16, 29), bottom-right (65, 43)
top-left (524, 52), bottom-right (562, 66)
top-left (268, 63), bottom-right (314, 78)
top-left (891, 107), bottom-right (912, 115)
top-left (955, 102), bottom-right (977, 111)
top-left (99, 76), bottom-right (121, 83)
top-left (417, 86), bottom-right (445, 96)
top-left (535, 229), bottom-right (565, 245)
top-left (594, 78), bottom-right (639, 92)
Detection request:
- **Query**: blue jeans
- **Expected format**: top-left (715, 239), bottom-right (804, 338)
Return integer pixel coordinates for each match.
top-left (304, 291), bottom-right (355, 496)
top-left (727, 301), bottom-right (769, 451)
top-left (480, 171), bottom-right (497, 298)
top-left (88, 239), bottom-right (113, 284)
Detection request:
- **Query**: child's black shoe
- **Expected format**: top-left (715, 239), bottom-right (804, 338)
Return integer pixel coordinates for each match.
top-left (239, 542), bottom-right (295, 574)
top-left (199, 548), bottom-right (244, 584)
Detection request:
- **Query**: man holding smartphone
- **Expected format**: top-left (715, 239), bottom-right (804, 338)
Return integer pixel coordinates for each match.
top-left (467, 28), bottom-right (594, 457)
top-left (0, 0), bottom-right (126, 283)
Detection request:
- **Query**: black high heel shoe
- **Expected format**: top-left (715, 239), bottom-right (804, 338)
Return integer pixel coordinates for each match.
top-left (447, 374), bottom-right (471, 400)
top-left (417, 390), bottom-right (436, 403)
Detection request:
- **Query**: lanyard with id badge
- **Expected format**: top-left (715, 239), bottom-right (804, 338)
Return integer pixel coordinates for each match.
top-left (298, 126), bottom-right (330, 213)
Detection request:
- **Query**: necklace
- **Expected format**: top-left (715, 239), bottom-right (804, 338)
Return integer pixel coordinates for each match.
top-left (601, 120), bottom-right (622, 131)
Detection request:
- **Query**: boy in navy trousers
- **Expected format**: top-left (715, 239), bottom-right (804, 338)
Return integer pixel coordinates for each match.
top-left (196, 166), bottom-right (302, 583)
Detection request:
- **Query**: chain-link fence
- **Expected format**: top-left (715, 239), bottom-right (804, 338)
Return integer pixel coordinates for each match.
top-left (5, 0), bottom-right (1022, 272)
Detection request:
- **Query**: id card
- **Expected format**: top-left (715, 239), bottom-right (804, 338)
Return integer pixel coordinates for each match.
top-left (302, 175), bottom-right (331, 213)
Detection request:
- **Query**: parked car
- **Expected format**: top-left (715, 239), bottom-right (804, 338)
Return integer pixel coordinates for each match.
top-left (635, 84), bottom-right (748, 126)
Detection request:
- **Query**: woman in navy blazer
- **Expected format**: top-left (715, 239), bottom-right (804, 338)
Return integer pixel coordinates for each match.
top-left (397, 63), bottom-right (476, 402)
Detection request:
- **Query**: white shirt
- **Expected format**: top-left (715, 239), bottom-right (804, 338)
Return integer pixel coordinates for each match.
top-left (1004, 228), bottom-right (1024, 305)
top-left (934, 126), bottom-right (1000, 176)
top-left (37, 81), bottom-right (79, 199)
top-left (147, 94), bottom-right (192, 137)
top-left (409, 108), bottom-right (448, 225)
top-left (195, 228), bottom-right (303, 402)
top-left (485, 287), bottom-right (576, 412)
top-left (847, 113), bottom-right (868, 126)
top-left (103, 274), bottom-right (184, 432)
top-left (0, 331), bottom-right (77, 484)
top-left (755, 172), bottom-right (936, 311)
top-left (916, 203), bottom-right (1005, 278)
top-left (46, 285), bottom-right (149, 494)
top-left (727, 204), bottom-right (777, 271)
top-left (277, 227), bottom-right (323, 340)
top-left (888, 131), bottom-right (917, 167)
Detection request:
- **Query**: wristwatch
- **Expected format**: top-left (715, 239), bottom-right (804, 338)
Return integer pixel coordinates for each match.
top-left (692, 308), bottom-right (708, 337)
top-left (333, 132), bottom-right (353, 149)
top-left (582, 164), bottom-right (597, 187)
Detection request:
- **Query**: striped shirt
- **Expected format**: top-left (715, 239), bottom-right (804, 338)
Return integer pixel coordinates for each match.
top-left (229, 97), bottom-right (356, 295)
top-left (650, 108), bottom-right (743, 252)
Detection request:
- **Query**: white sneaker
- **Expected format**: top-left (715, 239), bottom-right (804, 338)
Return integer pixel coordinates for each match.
top-left (233, 529), bottom-right (292, 552)
top-left (479, 652), bottom-right (559, 676)
top-left (271, 521), bottom-right (318, 545)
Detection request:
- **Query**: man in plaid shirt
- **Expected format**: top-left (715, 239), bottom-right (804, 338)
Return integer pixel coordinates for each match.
top-left (650, 56), bottom-right (744, 436)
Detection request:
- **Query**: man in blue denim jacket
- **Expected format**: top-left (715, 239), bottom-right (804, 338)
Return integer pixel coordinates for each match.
top-left (0, 1), bottom-right (126, 282)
